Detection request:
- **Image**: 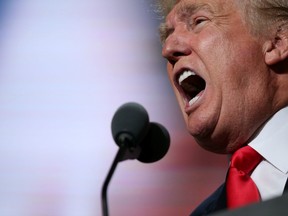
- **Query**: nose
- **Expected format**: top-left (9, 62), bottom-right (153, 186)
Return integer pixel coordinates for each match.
top-left (162, 31), bottom-right (192, 65)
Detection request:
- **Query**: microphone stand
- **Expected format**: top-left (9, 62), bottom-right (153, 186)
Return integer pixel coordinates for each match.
top-left (101, 146), bottom-right (125, 216)
top-left (101, 135), bottom-right (139, 216)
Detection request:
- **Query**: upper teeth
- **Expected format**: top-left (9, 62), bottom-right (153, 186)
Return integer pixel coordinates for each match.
top-left (178, 70), bottom-right (196, 85)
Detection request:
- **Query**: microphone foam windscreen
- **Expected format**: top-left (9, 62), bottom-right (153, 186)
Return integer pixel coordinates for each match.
top-left (137, 122), bottom-right (170, 163)
top-left (111, 102), bottom-right (149, 146)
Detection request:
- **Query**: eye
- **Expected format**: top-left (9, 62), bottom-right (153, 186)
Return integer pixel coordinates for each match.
top-left (188, 16), bottom-right (209, 31)
top-left (194, 17), bottom-right (208, 26)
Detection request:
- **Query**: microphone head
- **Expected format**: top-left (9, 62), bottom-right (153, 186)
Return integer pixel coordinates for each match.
top-left (137, 122), bottom-right (170, 163)
top-left (111, 102), bottom-right (149, 147)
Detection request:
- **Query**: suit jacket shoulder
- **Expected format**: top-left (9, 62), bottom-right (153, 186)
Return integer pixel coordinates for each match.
top-left (190, 183), bottom-right (227, 216)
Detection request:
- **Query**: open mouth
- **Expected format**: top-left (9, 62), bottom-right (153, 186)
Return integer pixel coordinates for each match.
top-left (177, 70), bottom-right (206, 106)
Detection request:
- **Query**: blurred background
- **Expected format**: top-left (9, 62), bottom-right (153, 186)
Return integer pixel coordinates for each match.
top-left (0, 0), bottom-right (227, 215)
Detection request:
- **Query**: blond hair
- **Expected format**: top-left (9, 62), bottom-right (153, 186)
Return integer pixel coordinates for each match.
top-left (155, 0), bottom-right (288, 38)
top-left (236, 0), bottom-right (288, 38)
top-left (154, 0), bottom-right (177, 19)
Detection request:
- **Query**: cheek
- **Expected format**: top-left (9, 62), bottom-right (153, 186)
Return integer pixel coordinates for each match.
top-left (193, 35), bottom-right (231, 80)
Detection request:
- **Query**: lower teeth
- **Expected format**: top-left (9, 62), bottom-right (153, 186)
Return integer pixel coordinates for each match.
top-left (189, 95), bottom-right (200, 106)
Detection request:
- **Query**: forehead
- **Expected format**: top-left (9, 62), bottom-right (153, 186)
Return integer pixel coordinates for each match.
top-left (167, 0), bottom-right (233, 19)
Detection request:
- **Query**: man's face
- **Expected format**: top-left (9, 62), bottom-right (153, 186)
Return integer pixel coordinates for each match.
top-left (161, 0), bottom-right (277, 153)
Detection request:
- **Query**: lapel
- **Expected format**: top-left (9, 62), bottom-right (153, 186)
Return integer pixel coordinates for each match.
top-left (190, 183), bottom-right (227, 216)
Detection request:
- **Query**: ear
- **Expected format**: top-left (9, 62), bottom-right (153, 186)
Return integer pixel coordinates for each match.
top-left (264, 32), bottom-right (288, 66)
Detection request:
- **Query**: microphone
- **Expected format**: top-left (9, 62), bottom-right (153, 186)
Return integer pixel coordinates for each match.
top-left (137, 122), bottom-right (170, 163)
top-left (101, 102), bottom-right (170, 216)
top-left (111, 102), bottom-right (150, 161)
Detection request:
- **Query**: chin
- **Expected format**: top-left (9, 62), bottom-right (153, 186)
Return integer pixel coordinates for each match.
top-left (186, 114), bottom-right (218, 141)
top-left (191, 130), bottom-right (238, 154)
top-left (195, 136), bottom-right (246, 154)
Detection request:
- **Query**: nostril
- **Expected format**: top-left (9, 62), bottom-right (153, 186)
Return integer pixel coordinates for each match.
top-left (174, 51), bottom-right (185, 57)
top-left (167, 52), bottom-right (184, 65)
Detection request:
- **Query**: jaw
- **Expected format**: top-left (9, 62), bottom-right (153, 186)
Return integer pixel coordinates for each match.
top-left (167, 63), bottom-right (274, 154)
top-left (177, 84), bottom-right (245, 154)
top-left (183, 88), bottom-right (274, 154)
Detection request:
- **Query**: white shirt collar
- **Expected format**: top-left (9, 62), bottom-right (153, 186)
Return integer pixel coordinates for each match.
top-left (249, 107), bottom-right (288, 174)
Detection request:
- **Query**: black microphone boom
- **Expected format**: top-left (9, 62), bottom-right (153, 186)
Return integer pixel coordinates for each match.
top-left (101, 102), bottom-right (170, 216)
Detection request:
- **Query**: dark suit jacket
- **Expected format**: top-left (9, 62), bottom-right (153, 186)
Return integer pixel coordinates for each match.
top-left (190, 183), bottom-right (226, 216)
top-left (190, 181), bottom-right (288, 216)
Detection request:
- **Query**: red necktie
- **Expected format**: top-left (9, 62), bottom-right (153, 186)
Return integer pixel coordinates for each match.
top-left (226, 145), bottom-right (262, 209)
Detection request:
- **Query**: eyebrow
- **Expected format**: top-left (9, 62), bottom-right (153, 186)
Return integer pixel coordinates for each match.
top-left (178, 3), bottom-right (214, 21)
top-left (159, 3), bottom-right (215, 44)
